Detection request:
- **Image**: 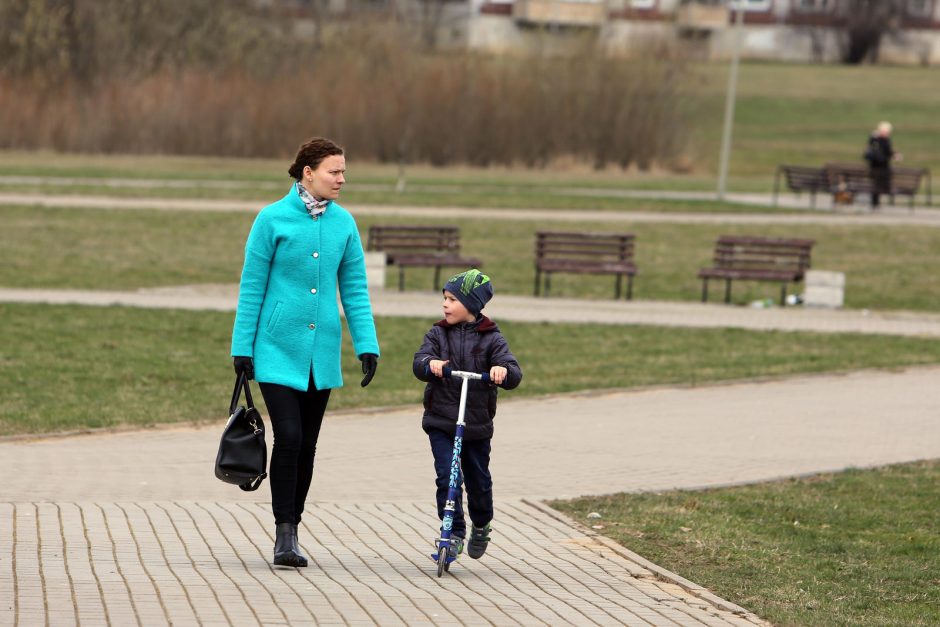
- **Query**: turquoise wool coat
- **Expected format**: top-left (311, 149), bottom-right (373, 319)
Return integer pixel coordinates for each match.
top-left (231, 189), bottom-right (380, 391)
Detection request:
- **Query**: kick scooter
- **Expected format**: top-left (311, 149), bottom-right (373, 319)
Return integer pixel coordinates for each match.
top-left (430, 367), bottom-right (490, 577)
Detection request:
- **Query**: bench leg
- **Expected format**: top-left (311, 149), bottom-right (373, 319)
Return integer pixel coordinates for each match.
top-left (772, 168), bottom-right (780, 207)
top-left (398, 266), bottom-right (405, 292)
top-left (615, 274), bottom-right (622, 300)
top-left (701, 278), bottom-right (708, 303)
top-left (626, 275), bottom-right (634, 301)
top-left (534, 268), bottom-right (541, 296)
top-left (780, 283), bottom-right (787, 306)
top-left (724, 279), bottom-right (732, 304)
top-left (433, 266), bottom-right (441, 292)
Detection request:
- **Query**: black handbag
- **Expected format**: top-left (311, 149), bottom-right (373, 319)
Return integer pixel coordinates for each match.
top-left (214, 372), bottom-right (268, 491)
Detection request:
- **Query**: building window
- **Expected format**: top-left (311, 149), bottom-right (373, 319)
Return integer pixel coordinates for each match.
top-left (906, 0), bottom-right (933, 18)
top-left (730, 0), bottom-right (772, 10)
top-left (794, 0), bottom-right (832, 12)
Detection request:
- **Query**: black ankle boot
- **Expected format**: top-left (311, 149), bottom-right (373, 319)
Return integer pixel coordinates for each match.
top-left (290, 523), bottom-right (309, 567)
top-left (273, 522), bottom-right (307, 567)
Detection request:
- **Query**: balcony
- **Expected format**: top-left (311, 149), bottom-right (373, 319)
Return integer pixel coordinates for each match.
top-left (676, 2), bottom-right (729, 30)
top-left (512, 0), bottom-right (605, 27)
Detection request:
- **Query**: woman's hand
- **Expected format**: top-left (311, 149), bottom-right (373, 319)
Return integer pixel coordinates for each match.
top-left (360, 353), bottom-right (378, 387)
top-left (233, 356), bottom-right (254, 380)
top-left (489, 365), bottom-right (508, 386)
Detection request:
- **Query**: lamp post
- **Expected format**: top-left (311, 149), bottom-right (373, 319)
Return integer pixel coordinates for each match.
top-left (716, 1), bottom-right (744, 201)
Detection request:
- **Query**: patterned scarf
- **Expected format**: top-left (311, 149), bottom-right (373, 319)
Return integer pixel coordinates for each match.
top-left (295, 182), bottom-right (329, 218)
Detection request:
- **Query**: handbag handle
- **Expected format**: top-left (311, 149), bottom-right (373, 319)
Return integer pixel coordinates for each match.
top-left (229, 371), bottom-right (256, 415)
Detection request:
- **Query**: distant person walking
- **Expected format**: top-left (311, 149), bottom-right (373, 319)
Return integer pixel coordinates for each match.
top-left (231, 137), bottom-right (380, 567)
top-left (864, 121), bottom-right (901, 209)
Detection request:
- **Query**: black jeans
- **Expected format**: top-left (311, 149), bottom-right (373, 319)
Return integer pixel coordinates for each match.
top-left (259, 373), bottom-right (331, 525)
top-left (428, 428), bottom-right (493, 539)
top-left (870, 166), bottom-right (891, 207)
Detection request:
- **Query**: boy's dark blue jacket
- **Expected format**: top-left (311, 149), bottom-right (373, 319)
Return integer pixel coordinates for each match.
top-left (413, 315), bottom-right (522, 440)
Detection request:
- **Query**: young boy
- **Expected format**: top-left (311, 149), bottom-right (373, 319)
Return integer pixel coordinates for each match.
top-left (413, 269), bottom-right (522, 560)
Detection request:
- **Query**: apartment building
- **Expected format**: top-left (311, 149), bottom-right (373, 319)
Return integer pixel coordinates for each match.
top-left (465, 0), bottom-right (940, 64)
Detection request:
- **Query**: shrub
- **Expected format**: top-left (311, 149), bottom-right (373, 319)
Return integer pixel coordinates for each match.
top-left (0, 2), bottom-right (688, 169)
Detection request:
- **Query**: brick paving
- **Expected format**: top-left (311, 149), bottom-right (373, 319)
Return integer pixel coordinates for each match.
top-left (1, 500), bottom-right (764, 626)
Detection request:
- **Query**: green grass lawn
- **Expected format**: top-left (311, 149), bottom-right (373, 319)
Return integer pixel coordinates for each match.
top-left (3, 204), bottom-right (940, 311)
top-left (4, 302), bottom-right (940, 436)
top-left (553, 460), bottom-right (940, 626)
top-left (687, 62), bottom-right (940, 182)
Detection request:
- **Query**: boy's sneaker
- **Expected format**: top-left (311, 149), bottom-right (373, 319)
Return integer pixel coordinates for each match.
top-left (449, 536), bottom-right (464, 558)
top-left (467, 523), bottom-right (491, 559)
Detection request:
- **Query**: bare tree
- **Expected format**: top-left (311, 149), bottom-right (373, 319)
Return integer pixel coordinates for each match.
top-left (837, 0), bottom-right (904, 64)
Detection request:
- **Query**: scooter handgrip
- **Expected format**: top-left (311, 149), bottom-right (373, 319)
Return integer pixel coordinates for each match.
top-left (441, 366), bottom-right (453, 378)
top-left (481, 372), bottom-right (491, 384)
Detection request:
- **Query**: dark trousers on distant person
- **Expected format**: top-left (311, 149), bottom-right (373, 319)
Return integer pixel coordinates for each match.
top-left (428, 428), bottom-right (494, 540)
top-left (259, 372), bottom-right (331, 525)
top-left (870, 166), bottom-right (891, 208)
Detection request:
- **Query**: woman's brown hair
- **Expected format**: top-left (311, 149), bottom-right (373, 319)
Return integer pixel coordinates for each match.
top-left (288, 137), bottom-right (344, 180)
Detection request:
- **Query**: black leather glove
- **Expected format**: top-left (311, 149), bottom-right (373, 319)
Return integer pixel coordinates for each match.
top-left (233, 356), bottom-right (254, 380)
top-left (359, 353), bottom-right (378, 387)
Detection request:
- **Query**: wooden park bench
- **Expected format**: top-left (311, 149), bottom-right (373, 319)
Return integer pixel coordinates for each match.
top-left (698, 235), bottom-right (814, 305)
top-left (773, 165), bottom-right (830, 209)
top-left (366, 225), bottom-right (482, 291)
top-left (534, 231), bottom-right (637, 299)
top-left (823, 162), bottom-right (931, 209)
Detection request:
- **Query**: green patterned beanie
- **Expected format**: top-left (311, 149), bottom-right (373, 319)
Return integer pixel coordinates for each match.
top-left (442, 269), bottom-right (493, 316)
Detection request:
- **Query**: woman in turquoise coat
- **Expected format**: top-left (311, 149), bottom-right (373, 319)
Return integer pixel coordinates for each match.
top-left (231, 137), bottom-right (379, 567)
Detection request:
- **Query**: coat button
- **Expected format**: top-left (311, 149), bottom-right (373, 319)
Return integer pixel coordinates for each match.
top-left (308, 323), bottom-right (316, 330)
top-left (312, 252), bottom-right (319, 258)
top-left (310, 288), bottom-right (317, 294)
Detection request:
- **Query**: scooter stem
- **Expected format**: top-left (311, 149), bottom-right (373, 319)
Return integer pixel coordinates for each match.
top-left (456, 376), bottom-right (469, 427)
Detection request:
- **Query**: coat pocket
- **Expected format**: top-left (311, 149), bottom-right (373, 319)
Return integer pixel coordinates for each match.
top-left (265, 301), bottom-right (284, 334)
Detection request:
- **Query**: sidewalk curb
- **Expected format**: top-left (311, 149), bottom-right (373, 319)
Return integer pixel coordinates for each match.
top-left (522, 498), bottom-right (761, 620)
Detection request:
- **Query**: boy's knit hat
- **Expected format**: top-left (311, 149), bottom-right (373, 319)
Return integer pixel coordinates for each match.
top-left (443, 269), bottom-right (493, 316)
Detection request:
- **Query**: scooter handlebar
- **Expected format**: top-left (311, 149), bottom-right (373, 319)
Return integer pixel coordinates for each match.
top-left (441, 366), bottom-right (491, 384)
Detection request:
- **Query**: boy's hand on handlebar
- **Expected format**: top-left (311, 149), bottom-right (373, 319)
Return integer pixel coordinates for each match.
top-left (429, 359), bottom-right (449, 377)
top-left (489, 366), bottom-right (507, 386)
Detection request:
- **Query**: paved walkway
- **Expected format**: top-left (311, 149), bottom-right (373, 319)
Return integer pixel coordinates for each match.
top-left (3, 189), bottom-right (939, 625)
top-left (5, 284), bottom-right (940, 338)
top-left (2, 191), bottom-right (940, 226)
top-left (3, 366), bottom-right (940, 626)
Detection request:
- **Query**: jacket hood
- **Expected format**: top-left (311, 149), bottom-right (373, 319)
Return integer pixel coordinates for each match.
top-left (434, 314), bottom-right (498, 333)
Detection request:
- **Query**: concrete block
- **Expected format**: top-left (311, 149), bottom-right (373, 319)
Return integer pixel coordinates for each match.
top-left (365, 252), bottom-right (387, 289)
top-left (803, 270), bottom-right (845, 308)
top-left (805, 270), bottom-right (846, 289)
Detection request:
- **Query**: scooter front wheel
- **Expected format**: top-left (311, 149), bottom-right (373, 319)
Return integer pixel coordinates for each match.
top-left (436, 545), bottom-right (448, 577)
